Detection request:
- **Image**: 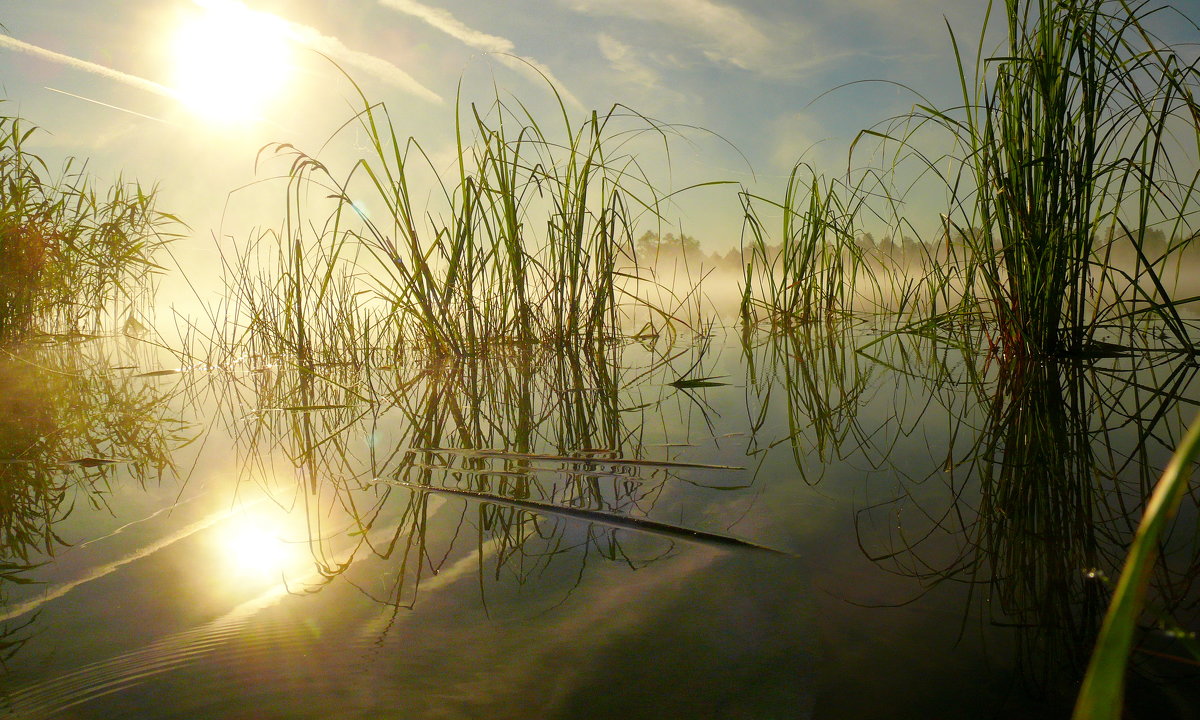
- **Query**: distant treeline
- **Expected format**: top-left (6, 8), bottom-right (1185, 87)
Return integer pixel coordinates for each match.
top-left (633, 227), bottom-right (1200, 271)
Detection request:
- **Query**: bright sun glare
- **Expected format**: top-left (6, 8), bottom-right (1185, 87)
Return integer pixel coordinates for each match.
top-left (171, 0), bottom-right (292, 125)
top-left (220, 515), bottom-right (298, 578)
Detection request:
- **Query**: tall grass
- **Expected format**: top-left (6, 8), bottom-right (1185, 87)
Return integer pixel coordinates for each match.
top-left (739, 164), bottom-right (872, 326)
top-left (0, 111), bottom-right (179, 342)
top-left (735, 0), bottom-right (1200, 351)
top-left (204, 223), bottom-right (400, 371)
top-left (242, 69), bottom-right (706, 359)
top-left (869, 0), bottom-right (1200, 356)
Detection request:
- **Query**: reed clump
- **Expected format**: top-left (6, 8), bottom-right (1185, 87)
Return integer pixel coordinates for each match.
top-left (737, 1), bottom-right (1200, 354)
top-left (878, 0), bottom-right (1200, 356)
top-left (739, 164), bottom-right (872, 327)
top-left (0, 111), bottom-right (178, 343)
top-left (241, 71), bottom-right (699, 360)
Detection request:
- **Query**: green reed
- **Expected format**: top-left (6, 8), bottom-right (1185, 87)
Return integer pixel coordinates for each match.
top-left (245, 69), bottom-right (697, 359)
top-left (890, 0), bottom-right (1200, 356)
top-left (0, 111), bottom-right (178, 343)
top-left (1074, 409), bottom-right (1200, 719)
top-left (739, 164), bottom-right (870, 326)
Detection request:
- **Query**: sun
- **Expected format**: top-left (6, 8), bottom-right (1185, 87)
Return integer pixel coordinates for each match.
top-left (170, 0), bottom-right (293, 125)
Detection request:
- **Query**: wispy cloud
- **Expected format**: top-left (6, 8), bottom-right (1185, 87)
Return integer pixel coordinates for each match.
top-left (1, 3), bottom-right (445, 108)
top-left (377, 0), bottom-right (582, 108)
top-left (378, 0), bottom-right (514, 54)
top-left (284, 23), bottom-right (443, 104)
top-left (192, 0), bottom-right (443, 104)
top-left (0, 34), bottom-right (177, 99)
top-left (562, 0), bottom-right (773, 72)
top-left (595, 33), bottom-right (691, 108)
top-left (597, 34), bottom-right (662, 92)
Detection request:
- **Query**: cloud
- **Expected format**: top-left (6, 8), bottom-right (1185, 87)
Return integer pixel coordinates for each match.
top-left (377, 0), bottom-right (582, 108)
top-left (378, 0), bottom-right (514, 53)
top-left (284, 23), bottom-right (443, 104)
top-left (562, 0), bottom-right (772, 72)
top-left (0, 34), bottom-right (177, 99)
top-left (596, 34), bottom-right (662, 92)
top-left (192, 0), bottom-right (442, 104)
top-left (563, 0), bottom-right (880, 82)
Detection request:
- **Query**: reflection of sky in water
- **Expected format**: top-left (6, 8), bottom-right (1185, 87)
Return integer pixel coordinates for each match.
top-left (1, 334), bottom-right (1199, 718)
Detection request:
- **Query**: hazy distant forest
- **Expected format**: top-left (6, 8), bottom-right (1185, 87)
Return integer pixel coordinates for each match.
top-left (638, 227), bottom-right (1200, 271)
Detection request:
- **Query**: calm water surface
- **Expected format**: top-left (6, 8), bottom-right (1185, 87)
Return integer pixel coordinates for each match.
top-left (1, 329), bottom-right (1198, 719)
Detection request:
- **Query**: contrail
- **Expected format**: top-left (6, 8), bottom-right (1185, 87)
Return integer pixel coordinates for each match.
top-left (0, 34), bottom-right (178, 100)
top-left (377, 0), bottom-right (583, 109)
top-left (43, 86), bottom-right (171, 124)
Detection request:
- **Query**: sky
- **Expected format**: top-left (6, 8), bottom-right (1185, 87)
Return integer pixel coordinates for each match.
top-left (4, 0), bottom-right (1195, 307)
top-left (0, 0), bottom-right (1001, 237)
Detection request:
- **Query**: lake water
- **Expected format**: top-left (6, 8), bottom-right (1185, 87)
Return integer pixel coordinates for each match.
top-left (2, 327), bottom-right (1199, 718)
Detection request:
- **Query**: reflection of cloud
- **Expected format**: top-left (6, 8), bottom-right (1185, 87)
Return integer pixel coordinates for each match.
top-left (0, 503), bottom-right (255, 624)
top-left (192, 0), bottom-right (443, 104)
top-left (377, 0), bottom-right (582, 108)
top-left (0, 34), bottom-right (177, 99)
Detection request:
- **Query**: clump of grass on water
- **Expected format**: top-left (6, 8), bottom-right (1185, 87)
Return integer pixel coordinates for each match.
top-left (739, 164), bottom-right (873, 327)
top-left (876, 0), bottom-right (1200, 356)
top-left (0, 110), bottom-right (178, 343)
top-left (240, 68), bottom-right (709, 360)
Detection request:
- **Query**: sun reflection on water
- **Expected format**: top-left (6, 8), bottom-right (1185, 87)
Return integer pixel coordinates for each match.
top-left (216, 510), bottom-right (304, 580)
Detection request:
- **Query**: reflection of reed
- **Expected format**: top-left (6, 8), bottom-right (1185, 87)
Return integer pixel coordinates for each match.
top-left (220, 341), bottom-right (732, 614)
top-left (744, 324), bottom-right (873, 484)
top-left (858, 350), bottom-right (1200, 703)
top-left (0, 345), bottom-right (195, 663)
top-left (973, 360), bottom-right (1106, 691)
top-left (0, 350), bottom-right (192, 572)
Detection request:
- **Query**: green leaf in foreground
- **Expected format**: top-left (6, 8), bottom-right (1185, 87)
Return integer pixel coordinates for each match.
top-left (1073, 411), bottom-right (1200, 719)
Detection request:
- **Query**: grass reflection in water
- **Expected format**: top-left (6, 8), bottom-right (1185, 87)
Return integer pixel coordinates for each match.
top-left (0, 342), bottom-right (196, 666)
